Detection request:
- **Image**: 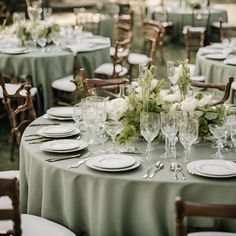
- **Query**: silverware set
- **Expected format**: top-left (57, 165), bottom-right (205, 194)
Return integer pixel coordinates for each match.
top-left (46, 152), bottom-right (90, 163)
top-left (170, 162), bottom-right (186, 180)
top-left (142, 161), bottom-right (164, 179)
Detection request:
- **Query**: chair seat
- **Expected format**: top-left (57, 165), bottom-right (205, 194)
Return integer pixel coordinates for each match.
top-left (95, 63), bottom-right (128, 77)
top-left (212, 22), bottom-right (236, 29)
top-left (128, 53), bottom-right (150, 65)
top-left (190, 76), bottom-right (205, 82)
top-left (183, 26), bottom-right (206, 34)
top-left (188, 232), bottom-right (236, 236)
top-left (0, 84), bottom-right (37, 98)
top-left (110, 47), bottom-right (129, 58)
top-left (0, 214), bottom-right (76, 236)
top-left (231, 81), bottom-right (236, 90)
top-left (161, 21), bottom-right (174, 28)
top-left (51, 75), bottom-right (76, 92)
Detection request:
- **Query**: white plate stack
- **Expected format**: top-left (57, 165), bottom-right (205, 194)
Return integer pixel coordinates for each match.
top-left (86, 154), bottom-right (140, 172)
top-left (46, 107), bottom-right (75, 120)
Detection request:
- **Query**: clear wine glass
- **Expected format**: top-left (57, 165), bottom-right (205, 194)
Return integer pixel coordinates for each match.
top-left (105, 120), bottom-right (122, 153)
top-left (140, 112), bottom-right (160, 163)
top-left (72, 103), bottom-right (81, 129)
top-left (209, 124), bottom-right (227, 159)
top-left (230, 125), bottom-right (236, 152)
top-left (179, 118), bottom-right (199, 163)
top-left (160, 112), bottom-right (178, 160)
top-left (166, 60), bottom-right (177, 85)
top-left (37, 37), bottom-right (47, 52)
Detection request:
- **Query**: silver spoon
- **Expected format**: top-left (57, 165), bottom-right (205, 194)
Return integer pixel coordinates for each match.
top-left (177, 164), bottom-right (186, 180)
top-left (149, 162), bottom-right (164, 178)
top-left (170, 162), bottom-right (178, 180)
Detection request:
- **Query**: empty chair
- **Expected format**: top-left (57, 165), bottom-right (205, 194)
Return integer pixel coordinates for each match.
top-left (0, 72), bottom-right (37, 160)
top-left (0, 1), bottom-right (11, 24)
top-left (128, 19), bottom-right (163, 76)
top-left (79, 68), bottom-right (129, 97)
top-left (0, 177), bottom-right (76, 236)
top-left (183, 8), bottom-right (210, 61)
top-left (175, 196), bottom-right (236, 236)
top-left (191, 77), bottom-right (234, 105)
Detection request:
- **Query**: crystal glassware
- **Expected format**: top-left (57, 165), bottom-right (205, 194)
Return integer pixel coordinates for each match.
top-left (179, 118), bottom-right (199, 163)
top-left (37, 37), bottom-right (47, 52)
top-left (209, 124), bottom-right (227, 159)
top-left (72, 103), bottom-right (81, 129)
top-left (140, 112), bottom-right (160, 163)
top-left (230, 125), bottom-right (236, 152)
top-left (105, 120), bottom-right (122, 153)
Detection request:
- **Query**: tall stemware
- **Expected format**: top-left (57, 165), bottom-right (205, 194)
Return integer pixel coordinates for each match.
top-left (179, 117), bottom-right (199, 163)
top-left (160, 112), bottom-right (178, 160)
top-left (209, 124), bottom-right (227, 159)
top-left (140, 112), bottom-right (160, 164)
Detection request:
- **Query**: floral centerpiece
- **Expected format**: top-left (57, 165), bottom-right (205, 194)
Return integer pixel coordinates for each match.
top-left (187, 0), bottom-right (203, 9)
top-left (106, 61), bottom-right (226, 143)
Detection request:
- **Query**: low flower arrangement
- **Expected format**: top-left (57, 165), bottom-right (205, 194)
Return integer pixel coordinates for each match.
top-left (16, 22), bottom-right (60, 46)
top-left (106, 61), bottom-right (226, 143)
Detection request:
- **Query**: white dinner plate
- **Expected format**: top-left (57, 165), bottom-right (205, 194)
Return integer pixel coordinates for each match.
top-left (0, 47), bottom-right (30, 55)
top-left (47, 107), bottom-right (74, 118)
top-left (46, 114), bottom-right (73, 121)
top-left (40, 139), bottom-right (88, 153)
top-left (187, 160), bottom-right (236, 178)
top-left (205, 53), bottom-right (227, 60)
top-left (224, 57), bottom-right (236, 66)
top-left (86, 159), bottom-right (140, 172)
top-left (89, 154), bottom-right (136, 169)
top-left (40, 125), bottom-right (75, 135)
top-left (37, 127), bottom-right (79, 138)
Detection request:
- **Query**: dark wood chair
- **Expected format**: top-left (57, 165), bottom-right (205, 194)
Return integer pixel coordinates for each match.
top-left (0, 71), bottom-right (37, 160)
top-left (0, 178), bottom-right (77, 236)
top-left (175, 196), bottom-right (236, 236)
top-left (0, 1), bottom-right (11, 24)
top-left (79, 68), bottom-right (129, 97)
top-left (128, 19), bottom-right (163, 76)
top-left (183, 8), bottom-right (210, 61)
top-left (191, 77), bottom-right (234, 105)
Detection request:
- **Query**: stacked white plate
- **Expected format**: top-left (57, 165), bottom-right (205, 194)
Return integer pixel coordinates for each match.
top-left (187, 160), bottom-right (236, 178)
top-left (224, 56), bottom-right (236, 66)
top-left (86, 154), bottom-right (140, 172)
top-left (46, 107), bottom-right (74, 120)
top-left (40, 139), bottom-right (88, 153)
top-left (205, 53), bottom-right (227, 60)
top-left (37, 125), bottom-right (79, 138)
top-left (0, 47), bottom-right (30, 54)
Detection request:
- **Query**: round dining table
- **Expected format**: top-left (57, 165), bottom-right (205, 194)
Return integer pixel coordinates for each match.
top-left (20, 116), bottom-right (236, 236)
top-left (0, 34), bottom-right (111, 111)
top-left (148, 6), bottom-right (227, 40)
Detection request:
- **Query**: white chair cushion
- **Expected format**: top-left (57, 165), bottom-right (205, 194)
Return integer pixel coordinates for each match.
top-left (0, 214), bottom-right (76, 236)
top-left (231, 81), bottom-right (236, 90)
top-left (188, 232), bottom-right (236, 236)
top-left (110, 47), bottom-right (129, 58)
top-left (128, 53), bottom-right (150, 65)
top-left (51, 75), bottom-right (76, 92)
top-left (190, 76), bottom-right (205, 82)
top-left (0, 84), bottom-right (37, 99)
top-left (183, 26), bottom-right (206, 34)
top-left (95, 63), bottom-right (128, 76)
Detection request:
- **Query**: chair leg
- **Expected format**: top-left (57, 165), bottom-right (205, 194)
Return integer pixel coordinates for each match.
top-left (232, 89), bottom-right (235, 104)
top-left (10, 133), bottom-right (16, 162)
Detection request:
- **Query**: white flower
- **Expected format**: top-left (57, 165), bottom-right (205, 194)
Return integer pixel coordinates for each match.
top-left (170, 65), bottom-right (183, 85)
top-left (181, 97), bottom-right (198, 112)
top-left (151, 79), bottom-right (158, 91)
top-left (106, 98), bottom-right (128, 120)
top-left (205, 112), bottom-right (218, 120)
top-left (198, 94), bottom-right (212, 107)
top-left (163, 92), bottom-right (181, 103)
top-left (170, 103), bottom-right (181, 112)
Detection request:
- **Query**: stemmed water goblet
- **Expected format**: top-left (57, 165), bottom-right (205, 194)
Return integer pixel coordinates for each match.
top-left (105, 120), bottom-right (122, 153)
top-left (179, 117), bottom-right (199, 163)
top-left (209, 124), bottom-right (227, 159)
top-left (37, 37), bottom-right (47, 52)
top-left (72, 103), bottom-right (81, 130)
top-left (160, 112), bottom-right (178, 160)
top-left (230, 125), bottom-right (236, 152)
top-left (140, 112), bottom-right (160, 164)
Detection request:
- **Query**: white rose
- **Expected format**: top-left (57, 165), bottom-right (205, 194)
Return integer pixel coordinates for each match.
top-left (181, 97), bottom-right (197, 112)
top-left (151, 79), bottom-right (158, 91)
top-left (205, 112), bottom-right (218, 120)
top-left (198, 94), bottom-right (212, 107)
top-left (107, 98), bottom-right (128, 120)
top-left (170, 103), bottom-right (181, 112)
top-left (163, 92), bottom-right (181, 103)
top-left (170, 65), bottom-right (183, 85)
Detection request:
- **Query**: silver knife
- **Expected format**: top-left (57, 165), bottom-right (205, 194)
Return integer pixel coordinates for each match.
top-left (46, 153), bottom-right (82, 162)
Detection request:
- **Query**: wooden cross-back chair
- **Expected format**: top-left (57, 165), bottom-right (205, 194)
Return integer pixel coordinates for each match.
top-left (191, 77), bottom-right (234, 105)
top-left (175, 196), bottom-right (236, 236)
top-left (128, 19), bottom-right (162, 76)
top-left (183, 9), bottom-right (210, 61)
top-left (0, 72), bottom-right (36, 160)
top-left (0, 178), bottom-right (21, 236)
top-left (0, 1), bottom-right (11, 24)
top-left (219, 20), bottom-right (236, 42)
top-left (80, 68), bottom-right (129, 97)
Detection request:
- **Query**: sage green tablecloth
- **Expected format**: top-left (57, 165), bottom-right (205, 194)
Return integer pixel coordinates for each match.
top-left (0, 46), bottom-right (111, 110)
top-left (150, 7), bottom-right (227, 40)
top-left (20, 117), bottom-right (236, 236)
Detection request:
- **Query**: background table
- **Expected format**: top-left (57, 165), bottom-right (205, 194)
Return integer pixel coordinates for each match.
top-left (20, 116), bottom-right (236, 236)
top-left (0, 42), bottom-right (111, 111)
top-left (149, 7), bottom-right (227, 40)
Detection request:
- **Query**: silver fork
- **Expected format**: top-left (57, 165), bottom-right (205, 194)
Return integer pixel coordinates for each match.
top-left (142, 165), bottom-right (153, 179)
top-left (68, 152), bottom-right (91, 169)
